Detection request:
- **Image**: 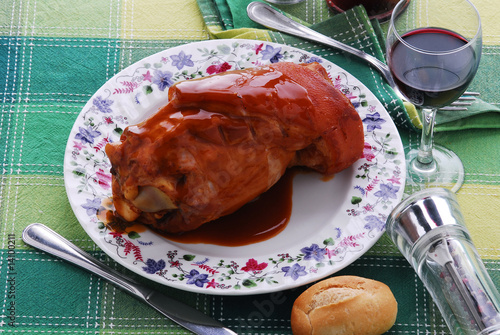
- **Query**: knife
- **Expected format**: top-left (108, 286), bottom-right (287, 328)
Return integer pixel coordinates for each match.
top-left (22, 223), bottom-right (237, 335)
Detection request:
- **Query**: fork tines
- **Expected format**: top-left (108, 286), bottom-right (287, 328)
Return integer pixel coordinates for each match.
top-left (439, 92), bottom-right (480, 111)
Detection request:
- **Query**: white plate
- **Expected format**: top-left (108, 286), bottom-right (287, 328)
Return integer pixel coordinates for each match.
top-left (64, 39), bottom-right (405, 295)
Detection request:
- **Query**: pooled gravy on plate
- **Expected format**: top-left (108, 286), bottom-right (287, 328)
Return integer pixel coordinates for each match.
top-left (102, 169), bottom-right (298, 246)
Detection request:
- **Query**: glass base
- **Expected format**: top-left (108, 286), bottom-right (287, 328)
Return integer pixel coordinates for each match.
top-left (404, 144), bottom-right (465, 195)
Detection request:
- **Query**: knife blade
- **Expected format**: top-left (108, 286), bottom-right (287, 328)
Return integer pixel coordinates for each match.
top-left (22, 223), bottom-right (237, 335)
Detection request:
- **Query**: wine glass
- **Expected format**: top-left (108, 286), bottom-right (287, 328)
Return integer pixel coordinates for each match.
top-left (387, 0), bottom-right (482, 194)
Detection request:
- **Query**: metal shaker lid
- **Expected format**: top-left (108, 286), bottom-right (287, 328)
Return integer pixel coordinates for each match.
top-left (386, 188), bottom-right (466, 258)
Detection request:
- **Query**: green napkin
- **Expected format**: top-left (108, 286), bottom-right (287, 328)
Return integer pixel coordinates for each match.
top-left (197, 0), bottom-right (500, 132)
top-left (198, 0), bottom-right (414, 131)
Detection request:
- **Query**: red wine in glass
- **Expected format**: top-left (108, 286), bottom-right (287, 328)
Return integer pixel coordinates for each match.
top-left (389, 28), bottom-right (478, 108)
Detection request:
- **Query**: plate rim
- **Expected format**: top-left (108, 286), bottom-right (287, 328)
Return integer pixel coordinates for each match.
top-left (63, 39), bottom-right (406, 296)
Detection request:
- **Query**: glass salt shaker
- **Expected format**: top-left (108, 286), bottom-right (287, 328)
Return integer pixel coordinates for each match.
top-left (386, 188), bottom-right (500, 335)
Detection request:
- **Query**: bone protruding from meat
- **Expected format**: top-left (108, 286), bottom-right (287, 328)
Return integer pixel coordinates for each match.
top-left (132, 186), bottom-right (178, 212)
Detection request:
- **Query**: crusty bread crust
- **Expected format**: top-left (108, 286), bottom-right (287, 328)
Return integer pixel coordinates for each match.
top-left (291, 276), bottom-right (397, 335)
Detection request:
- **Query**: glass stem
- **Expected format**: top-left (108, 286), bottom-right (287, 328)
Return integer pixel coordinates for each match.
top-left (417, 108), bottom-right (437, 166)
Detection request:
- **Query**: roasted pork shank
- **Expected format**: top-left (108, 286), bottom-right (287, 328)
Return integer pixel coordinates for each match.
top-left (105, 62), bottom-right (364, 233)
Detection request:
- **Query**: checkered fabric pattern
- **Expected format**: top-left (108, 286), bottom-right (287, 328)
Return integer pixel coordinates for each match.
top-left (0, 0), bottom-right (499, 334)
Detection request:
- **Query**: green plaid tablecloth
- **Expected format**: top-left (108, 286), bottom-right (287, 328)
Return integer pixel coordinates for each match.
top-left (1, 0), bottom-right (499, 334)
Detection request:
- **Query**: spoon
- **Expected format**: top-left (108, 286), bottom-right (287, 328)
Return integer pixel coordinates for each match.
top-left (246, 1), bottom-right (396, 87)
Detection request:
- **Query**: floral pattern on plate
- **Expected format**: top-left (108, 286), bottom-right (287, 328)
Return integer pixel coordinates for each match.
top-left (64, 39), bottom-right (405, 295)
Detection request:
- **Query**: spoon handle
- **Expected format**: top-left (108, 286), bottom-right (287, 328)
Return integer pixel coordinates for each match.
top-left (246, 1), bottom-right (395, 86)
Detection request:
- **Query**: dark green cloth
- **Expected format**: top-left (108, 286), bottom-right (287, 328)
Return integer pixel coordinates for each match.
top-left (200, 0), bottom-right (416, 130)
top-left (198, 0), bottom-right (500, 132)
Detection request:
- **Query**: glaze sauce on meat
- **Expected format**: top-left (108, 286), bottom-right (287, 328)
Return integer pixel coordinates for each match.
top-left (105, 62), bottom-right (363, 236)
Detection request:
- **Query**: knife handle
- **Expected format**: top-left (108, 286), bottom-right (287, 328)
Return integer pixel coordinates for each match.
top-left (22, 223), bottom-right (151, 298)
top-left (22, 223), bottom-right (237, 335)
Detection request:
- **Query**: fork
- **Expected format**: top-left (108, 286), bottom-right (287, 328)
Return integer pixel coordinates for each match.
top-left (439, 92), bottom-right (480, 111)
top-left (247, 2), bottom-right (479, 111)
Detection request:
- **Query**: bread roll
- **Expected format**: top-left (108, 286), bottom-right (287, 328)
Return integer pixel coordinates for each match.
top-left (291, 276), bottom-right (397, 335)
